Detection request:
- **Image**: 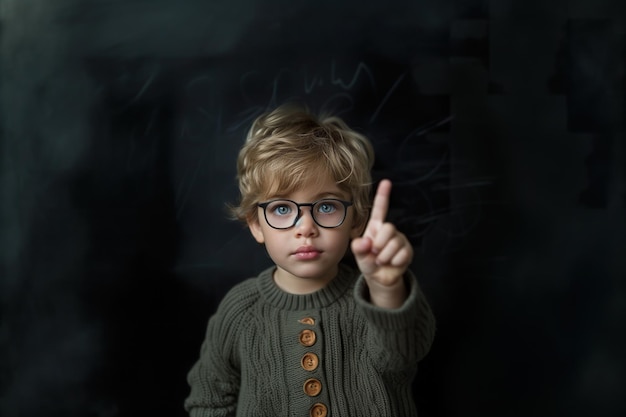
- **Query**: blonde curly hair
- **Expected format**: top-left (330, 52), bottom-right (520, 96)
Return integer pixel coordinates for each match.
top-left (229, 104), bottom-right (375, 229)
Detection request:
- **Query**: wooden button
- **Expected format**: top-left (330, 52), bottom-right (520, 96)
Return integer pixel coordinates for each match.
top-left (310, 403), bottom-right (328, 417)
top-left (298, 317), bottom-right (315, 325)
top-left (303, 378), bottom-right (322, 397)
top-left (299, 329), bottom-right (316, 347)
top-left (301, 352), bottom-right (319, 371)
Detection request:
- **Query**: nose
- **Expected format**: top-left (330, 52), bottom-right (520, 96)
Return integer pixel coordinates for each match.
top-left (294, 207), bottom-right (318, 237)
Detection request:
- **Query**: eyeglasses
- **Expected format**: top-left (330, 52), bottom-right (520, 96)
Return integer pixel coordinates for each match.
top-left (257, 198), bottom-right (354, 229)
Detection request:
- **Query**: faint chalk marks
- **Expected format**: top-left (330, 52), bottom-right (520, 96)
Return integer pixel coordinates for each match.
top-left (384, 112), bottom-right (502, 248)
top-left (330, 60), bottom-right (377, 91)
top-left (175, 105), bottom-right (223, 221)
top-left (226, 60), bottom-right (381, 131)
top-left (226, 106), bottom-right (266, 133)
top-left (320, 93), bottom-right (356, 117)
top-left (87, 56), bottom-right (496, 253)
top-left (125, 64), bottom-right (159, 107)
top-left (369, 72), bottom-right (406, 124)
top-left (399, 115), bottom-right (455, 142)
top-left (395, 150), bottom-right (449, 185)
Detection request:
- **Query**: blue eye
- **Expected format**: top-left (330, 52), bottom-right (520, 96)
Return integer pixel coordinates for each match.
top-left (271, 203), bottom-right (293, 216)
top-left (317, 201), bottom-right (338, 214)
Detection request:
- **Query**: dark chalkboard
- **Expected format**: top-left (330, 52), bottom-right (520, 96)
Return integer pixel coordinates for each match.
top-left (1, 1), bottom-right (624, 416)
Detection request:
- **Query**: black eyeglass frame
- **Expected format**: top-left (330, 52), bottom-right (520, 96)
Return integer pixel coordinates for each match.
top-left (257, 198), bottom-right (354, 230)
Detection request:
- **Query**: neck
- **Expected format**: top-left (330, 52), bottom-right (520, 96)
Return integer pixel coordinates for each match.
top-left (273, 266), bottom-right (338, 295)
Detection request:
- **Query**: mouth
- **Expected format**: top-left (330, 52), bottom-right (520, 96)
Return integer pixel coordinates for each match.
top-left (293, 246), bottom-right (322, 260)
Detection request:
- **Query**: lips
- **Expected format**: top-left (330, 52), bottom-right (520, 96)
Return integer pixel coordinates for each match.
top-left (293, 246), bottom-right (322, 260)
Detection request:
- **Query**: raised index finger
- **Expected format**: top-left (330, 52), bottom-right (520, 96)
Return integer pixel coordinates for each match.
top-left (365, 179), bottom-right (392, 236)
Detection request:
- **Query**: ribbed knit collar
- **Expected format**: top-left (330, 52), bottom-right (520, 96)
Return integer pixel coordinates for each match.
top-left (256, 263), bottom-right (357, 311)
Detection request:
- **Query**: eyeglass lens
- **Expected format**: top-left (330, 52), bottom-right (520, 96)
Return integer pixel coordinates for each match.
top-left (263, 200), bottom-right (347, 229)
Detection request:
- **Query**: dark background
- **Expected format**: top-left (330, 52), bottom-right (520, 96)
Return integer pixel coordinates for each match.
top-left (1, 0), bottom-right (624, 416)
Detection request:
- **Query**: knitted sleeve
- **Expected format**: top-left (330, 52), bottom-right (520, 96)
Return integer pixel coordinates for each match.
top-left (184, 280), bottom-right (257, 417)
top-left (353, 271), bottom-right (436, 372)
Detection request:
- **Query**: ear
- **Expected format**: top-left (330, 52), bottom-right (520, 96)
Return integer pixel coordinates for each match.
top-left (247, 217), bottom-right (266, 244)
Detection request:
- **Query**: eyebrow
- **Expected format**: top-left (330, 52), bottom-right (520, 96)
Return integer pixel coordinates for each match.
top-left (315, 192), bottom-right (349, 200)
top-left (267, 191), bottom-right (349, 201)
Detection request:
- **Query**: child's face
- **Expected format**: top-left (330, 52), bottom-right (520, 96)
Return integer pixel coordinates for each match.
top-left (248, 174), bottom-right (364, 291)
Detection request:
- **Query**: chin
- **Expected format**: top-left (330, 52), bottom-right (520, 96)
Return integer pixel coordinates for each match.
top-left (282, 263), bottom-right (338, 281)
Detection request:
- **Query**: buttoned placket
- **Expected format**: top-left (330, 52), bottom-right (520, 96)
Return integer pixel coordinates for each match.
top-left (297, 316), bottom-right (329, 417)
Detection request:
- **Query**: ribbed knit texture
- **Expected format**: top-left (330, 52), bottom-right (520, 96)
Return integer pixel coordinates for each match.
top-left (185, 264), bottom-right (436, 417)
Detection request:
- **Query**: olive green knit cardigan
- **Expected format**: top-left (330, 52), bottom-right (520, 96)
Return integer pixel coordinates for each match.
top-left (185, 264), bottom-right (435, 417)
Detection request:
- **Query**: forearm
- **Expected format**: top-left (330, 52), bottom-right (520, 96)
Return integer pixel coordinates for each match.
top-left (365, 275), bottom-right (408, 309)
top-left (355, 272), bottom-right (436, 366)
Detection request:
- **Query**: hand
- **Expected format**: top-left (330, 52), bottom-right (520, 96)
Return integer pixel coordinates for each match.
top-left (351, 180), bottom-right (413, 306)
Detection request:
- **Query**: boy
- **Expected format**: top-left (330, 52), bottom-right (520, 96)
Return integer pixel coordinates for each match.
top-left (185, 104), bottom-right (436, 416)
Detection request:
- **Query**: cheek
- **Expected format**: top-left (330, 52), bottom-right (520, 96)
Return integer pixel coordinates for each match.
top-left (328, 230), bottom-right (354, 250)
top-left (348, 213), bottom-right (366, 238)
top-left (350, 225), bottom-right (363, 239)
top-left (261, 233), bottom-right (284, 258)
